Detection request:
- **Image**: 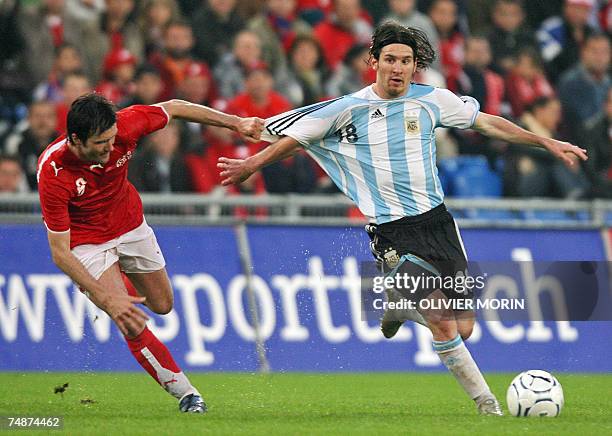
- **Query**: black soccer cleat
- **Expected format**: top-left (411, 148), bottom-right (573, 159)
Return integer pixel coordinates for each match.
top-left (380, 288), bottom-right (405, 338)
top-left (381, 318), bottom-right (404, 339)
top-left (179, 393), bottom-right (207, 414)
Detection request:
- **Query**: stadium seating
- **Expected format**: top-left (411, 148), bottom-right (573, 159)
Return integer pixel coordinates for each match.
top-left (438, 156), bottom-right (503, 198)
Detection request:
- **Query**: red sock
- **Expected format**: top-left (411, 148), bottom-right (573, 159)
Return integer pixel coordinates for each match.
top-left (125, 327), bottom-right (195, 399)
top-left (121, 273), bottom-right (140, 298)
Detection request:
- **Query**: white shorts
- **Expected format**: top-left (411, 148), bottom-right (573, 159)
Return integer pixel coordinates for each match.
top-left (72, 218), bottom-right (166, 280)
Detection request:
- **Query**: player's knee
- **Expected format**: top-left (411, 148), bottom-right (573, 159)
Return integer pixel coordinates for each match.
top-left (150, 296), bottom-right (173, 315)
top-left (457, 316), bottom-right (475, 340)
top-left (427, 318), bottom-right (457, 342)
top-left (459, 324), bottom-right (474, 340)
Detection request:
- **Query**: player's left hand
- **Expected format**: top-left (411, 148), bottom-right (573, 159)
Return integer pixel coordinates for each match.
top-left (217, 157), bottom-right (255, 185)
top-left (236, 117), bottom-right (264, 143)
top-left (542, 138), bottom-right (588, 167)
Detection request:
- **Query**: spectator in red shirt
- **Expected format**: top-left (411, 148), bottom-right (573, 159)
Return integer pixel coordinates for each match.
top-left (227, 63), bottom-right (292, 150)
top-left (185, 120), bottom-right (271, 198)
top-left (186, 126), bottom-right (268, 206)
top-left (220, 64), bottom-right (293, 195)
top-left (505, 47), bottom-right (555, 117)
top-left (228, 64), bottom-right (319, 194)
top-left (96, 48), bottom-right (137, 105)
top-left (227, 64), bottom-right (292, 123)
top-left (429, 0), bottom-right (464, 92)
top-left (313, 0), bottom-right (373, 71)
top-left (185, 63), bottom-right (279, 195)
top-left (185, 121), bottom-right (246, 193)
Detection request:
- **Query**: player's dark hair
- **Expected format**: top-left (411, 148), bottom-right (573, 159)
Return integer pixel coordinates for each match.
top-left (369, 21), bottom-right (436, 71)
top-left (67, 93), bottom-right (117, 145)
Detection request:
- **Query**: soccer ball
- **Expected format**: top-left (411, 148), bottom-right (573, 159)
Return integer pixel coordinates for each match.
top-left (506, 370), bottom-right (564, 417)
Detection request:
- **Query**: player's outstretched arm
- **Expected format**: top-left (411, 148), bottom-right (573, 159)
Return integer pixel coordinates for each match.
top-left (217, 136), bottom-right (301, 185)
top-left (155, 99), bottom-right (264, 143)
top-left (47, 231), bottom-right (148, 336)
top-left (472, 112), bottom-right (588, 167)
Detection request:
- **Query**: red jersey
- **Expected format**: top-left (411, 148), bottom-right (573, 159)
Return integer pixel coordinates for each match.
top-left (226, 91), bottom-right (292, 121)
top-left (37, 105), bottom-right (169, 249)
top-left (313, 21), bottom-right (357, 71)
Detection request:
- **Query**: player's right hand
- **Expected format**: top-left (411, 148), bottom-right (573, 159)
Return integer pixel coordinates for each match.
top-left (217, 157), bottom-right (255, 186)
top-left (236, 117), bottom-right (264, 143)
top-left (541, 138), bottom-right (588, 167)
top-left (105, 294), bottom-right (149, 336)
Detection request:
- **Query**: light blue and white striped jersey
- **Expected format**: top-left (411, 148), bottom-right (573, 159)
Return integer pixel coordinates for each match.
top-left (261, 84), bottom-right (480, 224)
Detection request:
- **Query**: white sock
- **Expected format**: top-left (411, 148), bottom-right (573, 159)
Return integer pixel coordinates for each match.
top-left (141, 347), bottom-right (199, 400)
top-left (433, 335), bottom-right (491, 401)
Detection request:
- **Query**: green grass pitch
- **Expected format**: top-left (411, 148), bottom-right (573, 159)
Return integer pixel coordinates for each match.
top-left (2, 373), bottom-right (611, 435)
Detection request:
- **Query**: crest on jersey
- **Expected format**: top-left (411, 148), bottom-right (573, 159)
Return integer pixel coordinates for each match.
top-left (76, 178), bottom-right (87, 196)
top-left (404, 115), bottom-right (420, 135)
top-left (384, 248), bottom-right (400, 269)
top-left (116, 151), bottom-right (133, 167)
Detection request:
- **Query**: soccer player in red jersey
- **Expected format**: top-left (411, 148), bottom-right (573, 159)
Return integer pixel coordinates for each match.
top-left (37, 93), bottom-right (264, 413)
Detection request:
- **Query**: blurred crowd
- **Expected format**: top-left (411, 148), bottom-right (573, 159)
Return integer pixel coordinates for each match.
top-left (0, 0), bottom-right (611, 201)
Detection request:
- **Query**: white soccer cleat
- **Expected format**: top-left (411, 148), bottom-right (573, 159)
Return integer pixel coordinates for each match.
top-left (477, 397), bottom-right (504, 416)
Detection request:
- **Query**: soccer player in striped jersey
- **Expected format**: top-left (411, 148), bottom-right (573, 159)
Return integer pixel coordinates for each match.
top-left (218, 22), bottom-right (587, 415)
